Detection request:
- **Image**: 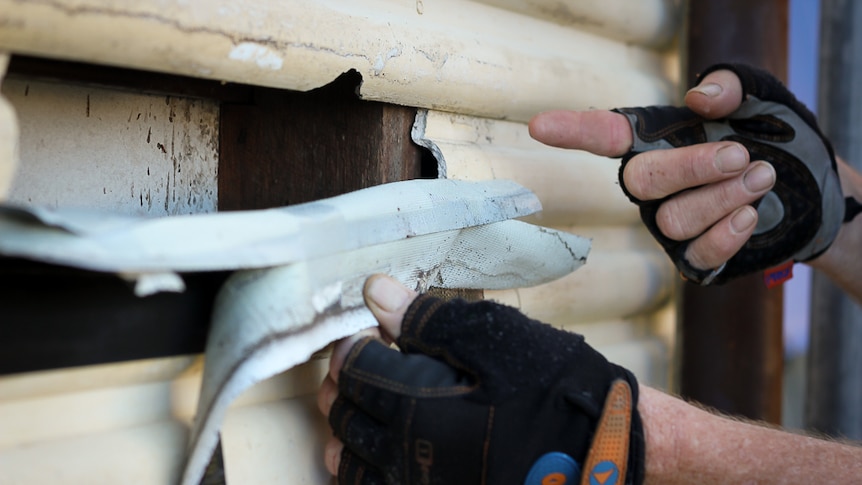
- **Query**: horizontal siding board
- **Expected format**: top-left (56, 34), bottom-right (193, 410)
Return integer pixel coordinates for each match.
top-left (417, 109), bottom-right (676, 328)
top-left (487, 247), bottom-right (674, 323)
top-left (0, 0), bottom-right (683, 482)
top-left (0, 0), bottom-right (673, 122)
top-left (0, 357), bottom-right (329, 451)
top-left (0, 355), bottom-right (196, 402)
top-left (0, 420), bottom-right (190, 485)
top-left (414, 110), bottom-right (640, 226)
top-left (473, 0), bottom-right (681, 47)
top-left (0, 357), bottom-right (331, 484)
top-left (221, 397), bottom-right (330, 484)
top-left (0, 53), bottom-right (17, 200)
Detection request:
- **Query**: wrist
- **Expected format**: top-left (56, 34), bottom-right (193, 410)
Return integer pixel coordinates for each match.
top-left (806, 157), bottom-right (862, 302)
top-left (637, 387), bottom-right (682, 484)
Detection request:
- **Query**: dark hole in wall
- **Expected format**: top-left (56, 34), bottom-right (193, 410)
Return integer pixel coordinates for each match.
top-left (305, 69), bottom-right (438, 179)
top-left (419, 144), bottom-right (439, 179)
top-left (218, 69), bottom-right (426, 210)
top-left (1, 59), bottom-right (430, 375)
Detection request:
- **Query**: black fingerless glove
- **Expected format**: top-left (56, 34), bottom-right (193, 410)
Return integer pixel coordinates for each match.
top-left (330, 295), bottom-right (645, 485)
top-left (614, 63), bottom-right (852, 285)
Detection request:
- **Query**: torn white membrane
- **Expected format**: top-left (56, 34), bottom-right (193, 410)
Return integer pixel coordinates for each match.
top-left (182, 219), bottom-right (590, 485)
top-left (0, 178), bottom-right (539, 274)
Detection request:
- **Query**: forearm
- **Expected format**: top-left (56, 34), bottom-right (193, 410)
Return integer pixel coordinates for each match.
top-left (639, 386), bottom-right (862, 484)
top-left (808, 157), bottom-right (862, 303)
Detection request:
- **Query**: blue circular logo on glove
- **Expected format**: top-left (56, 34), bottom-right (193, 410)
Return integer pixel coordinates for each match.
top-left (588, 460), bottom-right (619, 485)
top-left (523, 452), bottom-right (580, 485)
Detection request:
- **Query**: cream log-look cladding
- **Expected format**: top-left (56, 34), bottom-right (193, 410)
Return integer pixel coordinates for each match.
top-left (0, 1), bottom-right (683, 483)
top-left (0, 0), bottom-right (673, 121)
top-left (0, 53), bottom-right (18, 200)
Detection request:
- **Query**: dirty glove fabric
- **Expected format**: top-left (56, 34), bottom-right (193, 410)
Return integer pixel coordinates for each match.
top-left (614, 63), bottom-right (847, 285)
top-left (329, 295), bottom-right (645, 485)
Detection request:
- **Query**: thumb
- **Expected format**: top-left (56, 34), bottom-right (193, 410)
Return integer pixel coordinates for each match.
top-left (363, 274), bottom-right (418, 341)
top-left (684, 68), bottom-right (744, 119)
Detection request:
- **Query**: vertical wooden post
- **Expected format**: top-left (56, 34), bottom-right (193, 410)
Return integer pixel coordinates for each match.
top-left (680, 0), bottom-right (787, 424)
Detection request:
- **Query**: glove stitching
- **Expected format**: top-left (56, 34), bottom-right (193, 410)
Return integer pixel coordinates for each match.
top-left (481, 405), bottom-right (495, 485)
top-left (344, 365), bottom-right (476, 397)
top-left (353, 459), bottom-right (364, 485)
top-left (412, 297), bottom-right (446, 344)
top-left (728, 114), bottom-right (796, 143)
top-left (397, 335), bottom-right (484, 389)
top-left (342, 337), bottom-right (373, 372)
top-left (401, 294), bottom-right (444, 345)
top-left (635, 113), bottom-right (702, 141)
top-left (403, 398), bottom-right (417, 481)
top-left (337, 448), bottom-right (350, 485)
top-left (337, 405), bottom-right (356, 442)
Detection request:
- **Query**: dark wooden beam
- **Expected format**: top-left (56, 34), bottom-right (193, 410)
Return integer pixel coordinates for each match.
top-left (680, 0), bottom-right (787, 424)
top-left (218, 69), bottom-right (425, 210)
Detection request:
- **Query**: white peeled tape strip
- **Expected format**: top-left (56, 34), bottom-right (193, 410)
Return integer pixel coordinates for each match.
top-left (181, 219), bottom-right (590, 485)
top-left (0, 178), bottom-right (539, 274)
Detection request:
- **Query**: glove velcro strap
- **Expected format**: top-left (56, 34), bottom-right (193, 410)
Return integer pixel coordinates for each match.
top-left (579, 379), bottom-right (633, 485)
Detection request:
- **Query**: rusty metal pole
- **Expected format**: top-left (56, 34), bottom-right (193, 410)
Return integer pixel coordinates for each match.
top-left (680, 0), bottom-right (787, 424)
top-left (805, 0), bottom-right (862, 440)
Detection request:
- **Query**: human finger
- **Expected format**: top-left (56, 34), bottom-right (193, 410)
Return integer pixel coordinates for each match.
top-left (317, 374), bottom-right (338, 417)
top-left (328, 394), bottom-right (390, 470)
top-left (684, 206), bottom-right (759, 270)
top-left (337, 337), bottom-right (469, 422)
top-left (324, 437), bottom-right (343, 476)
top-left (656, 161), bottom-right (776, 241)
top-left (335, 446), bottom-right (387, 485)
top-left (623, 141), bottom-right (750, 201)
top-left (362, 274), bottom-right (418, 341)
top-left (684, 68), bottom-right (744, 119)
top-left (528, 109), bottom-right (634, 156)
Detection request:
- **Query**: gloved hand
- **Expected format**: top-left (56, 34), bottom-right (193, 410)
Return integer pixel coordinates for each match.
top-left (614, 63), bottom-right (849, 285)
top-left (326, 292), bottom-right (645, 485)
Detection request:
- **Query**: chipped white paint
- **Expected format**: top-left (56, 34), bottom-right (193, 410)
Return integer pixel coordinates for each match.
top-left (2, 79), bottom-right (218, 216)
top-left (0, 53), bottom-right (18, 201)
top-left (373, 46), bottom-right (402, 76)
top-left (0, 0), bottom-right (676, 122)
top-left (228, 42), bottom-right (284, 70)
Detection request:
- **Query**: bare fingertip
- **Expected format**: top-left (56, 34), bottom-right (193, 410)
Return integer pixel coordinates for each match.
top-left (364, 274), bottom-right (413, 313)
top-left (688, 82), bottom-right (723, 98)
top-left (317, 375), bottom-right (337, 417)
top-left (324, 439), bottom-right (343, 476)
top-left (742, 162), bottom-right (776, 193)
top-left (715, 143), bottom-right (748, 173)
top-left (730, 206), bottom-right (758, 234)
